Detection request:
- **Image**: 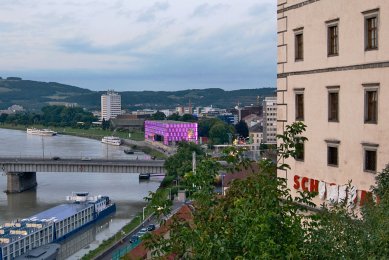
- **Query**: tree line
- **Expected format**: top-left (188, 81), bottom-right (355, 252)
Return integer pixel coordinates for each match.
top-left (0, 105), bottom-right (97, 128)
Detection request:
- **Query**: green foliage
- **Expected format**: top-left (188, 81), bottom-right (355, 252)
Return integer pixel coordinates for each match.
top-left (198, 118), bottom-right (221, 137)
top-left (234, 120), bottom-right (249, 138)
top-left (144, 122), bottom-right (389, 259)
top-left (209, 122), bottom-right (234, 145)
top-left (164, 142), bottom-right (205, 179)
top-left (150, 111), bottom-right (166, 120)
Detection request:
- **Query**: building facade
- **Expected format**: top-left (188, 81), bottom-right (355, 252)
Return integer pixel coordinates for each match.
top-left (145, 120), bottom-right (198, 146)
top-left (263, 96), bottom-right (277, 144)
top-left (277, 0), bottom-right (388, 206)
top-left (101, 90), bottom-right (121, 121)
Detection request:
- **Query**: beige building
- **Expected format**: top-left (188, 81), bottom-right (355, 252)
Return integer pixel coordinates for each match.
top-left (277, 0), bottom-right (388, 206)
top-left (101, 90), bottom-right (121, 121)
top-left (263, 96), bottom-right (277, 144)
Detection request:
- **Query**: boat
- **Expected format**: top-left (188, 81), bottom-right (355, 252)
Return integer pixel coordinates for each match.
top-left (0, 192), bottom-right (116, 260)
top-left (101, 136), bottom-right (122, 146)
top-left (124, 149), bottom-right (134, 154)
top-left (15, 243), bottom-right (60, 260)
top-left (26, 128), bottom-right (57, 136)
top-left (139, 173), bottom-right (151, 180)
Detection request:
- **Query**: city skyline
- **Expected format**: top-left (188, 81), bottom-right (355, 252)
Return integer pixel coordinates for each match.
top-left (0, 0), bottom-right (276, 91)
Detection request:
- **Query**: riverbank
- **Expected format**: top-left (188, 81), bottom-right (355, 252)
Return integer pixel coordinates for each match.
top-left (0, 123), bottom-right (167, 159)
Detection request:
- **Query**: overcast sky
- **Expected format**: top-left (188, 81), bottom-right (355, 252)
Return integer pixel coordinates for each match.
top-left (0, 0), bottom-right (276, 91)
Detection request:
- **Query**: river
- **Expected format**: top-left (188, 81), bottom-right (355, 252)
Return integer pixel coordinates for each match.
top-left (0, 128), bottom-right (162, 259)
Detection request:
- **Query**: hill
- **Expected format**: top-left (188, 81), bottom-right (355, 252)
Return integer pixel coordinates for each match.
top-left (0, 78), bottom-right (276, 111)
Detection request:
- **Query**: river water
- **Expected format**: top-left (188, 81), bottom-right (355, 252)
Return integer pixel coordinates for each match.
top-left (0, 128), bottom-right (162, 259)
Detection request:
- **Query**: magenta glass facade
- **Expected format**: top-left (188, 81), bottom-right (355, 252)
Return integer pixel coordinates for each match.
top-left (145, 120), bottom-right (198, 145)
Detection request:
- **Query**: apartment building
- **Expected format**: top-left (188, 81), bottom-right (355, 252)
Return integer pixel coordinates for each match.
top-left (277, 0), bottom-right (388, 206)
top-left (101, 90), bottom-right (121, 121)
top-left (263, 96), bottom-right (277, 144)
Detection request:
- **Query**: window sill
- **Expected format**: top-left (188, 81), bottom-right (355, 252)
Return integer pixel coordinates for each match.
top-left (295, 118), bottom-right (304, 121)
top-left (327, 53), bottom-right (339, 57)
top-left (327, 164), bottom-right (339, 168)
top-left (328, 119), bottom-right (339, 123)
top-left (365, 47), bottom-right (378, 51)
top-left (295, 59), bottom-right (304, 62)
top-left (364, 121), bottom-right (378, 124)
top-left (364, 169), bottom-right (376, 174)
top-left (295, 158), bottom-right (304, 162)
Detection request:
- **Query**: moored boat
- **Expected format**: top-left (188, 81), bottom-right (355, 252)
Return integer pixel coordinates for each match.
top-left (26, 128), bottom-right (57, 136)
top-left (0, 192), bottom-right (116, 260)
top-left (101, 136), bottom-right (121, 146)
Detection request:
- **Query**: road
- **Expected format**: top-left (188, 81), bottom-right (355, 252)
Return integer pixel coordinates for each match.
top-left (96, 200), bottom-right (184, 260)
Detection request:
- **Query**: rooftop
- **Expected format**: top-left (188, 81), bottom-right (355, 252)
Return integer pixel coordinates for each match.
top-left (30, 203), bottom-right (93, 222)
top-left (146, 120), bottom-right (197, 124)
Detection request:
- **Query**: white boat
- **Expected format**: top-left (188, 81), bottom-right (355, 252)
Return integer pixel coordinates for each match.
top-left (26, 128), bottom-right (57, 136)
top-left (101, 136), bottom-right (122, 146)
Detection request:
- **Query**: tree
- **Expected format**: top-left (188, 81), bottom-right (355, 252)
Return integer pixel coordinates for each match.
top-left (164, 142), bottom-right (205, 180)
top-left (198, 118), bottom-right (220, 137)
top-left (181, 114), bottom-right (197, 122)
top-left (235, 120), bottom-right (249, 138)
top-left (151, 111), bottom-right (166, 120)
top-left (209, 122), bottom-right (234, 145)
top-left (167, 113), bottom-right (181, 121)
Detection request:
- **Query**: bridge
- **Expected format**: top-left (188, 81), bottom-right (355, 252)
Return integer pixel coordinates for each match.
top-left (0, 157), bottom-right (165, 193)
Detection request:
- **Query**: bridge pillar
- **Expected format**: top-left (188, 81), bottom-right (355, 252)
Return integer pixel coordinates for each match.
top-left (6, 172), bottom-right (37, 193)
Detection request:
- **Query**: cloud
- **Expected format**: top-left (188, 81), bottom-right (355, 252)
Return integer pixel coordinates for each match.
top-left (137, 2), bottom-right (170, 22)
top-left (191, 3), bottom-right (228, 18)
top-left (248, 3), bottom-right (274, 17)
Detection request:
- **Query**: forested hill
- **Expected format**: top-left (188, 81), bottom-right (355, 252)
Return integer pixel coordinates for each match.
top-left (0, 78), bottom-right (276, 110)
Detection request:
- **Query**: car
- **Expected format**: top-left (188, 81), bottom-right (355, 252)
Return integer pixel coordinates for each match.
top-left (52, 156), bottom-right (60, 160)
top-left (129, 235), bottom-right (139, 243)
top-left (140, 227), bottom-right (148, 233)
top-left (146, 224), bottom-right (156, 231)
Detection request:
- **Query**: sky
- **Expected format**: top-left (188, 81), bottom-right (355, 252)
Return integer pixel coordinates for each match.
top-left (0, 0), bottom-right (276, 91)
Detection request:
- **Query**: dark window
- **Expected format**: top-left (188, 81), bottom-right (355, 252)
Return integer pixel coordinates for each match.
top-left (365, 90), bottom-right (378, 123)
top-left (365, 150), bottom-right (377, 172)
top-left (295, 142), bottom-right (304, 161)
top-left (295, 93), bottom-right (304, 120)
top-left (328, 92), bottom-right (339, 121)
top-left (366, 16), bottom-right (378, 50)
top-left (295, 33), bottom-right (304, 60)
top-left (327, 146), bottom-right (338, 166)
top-left (328, 25), bottom-right (338, 55)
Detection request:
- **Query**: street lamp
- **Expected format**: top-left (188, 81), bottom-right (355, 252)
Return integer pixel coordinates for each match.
top-left (142, 206), bottom-right (146, 221)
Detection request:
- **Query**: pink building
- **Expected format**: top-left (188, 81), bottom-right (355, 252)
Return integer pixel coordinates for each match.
top-left (145, 120), bottom-right (198, 146)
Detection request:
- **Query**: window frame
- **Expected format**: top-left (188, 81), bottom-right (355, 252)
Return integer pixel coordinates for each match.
top-left (294, 89), bottom-right (305, 121)
top-left (294, 28), bottom-right (304, 61)
top-left (362, 143), bottom-right (378, 173)
top-left (363, 83), bottom-right (379, 124)
top-left (327, 86), bottom-right (340, 122)
top-left (326, 19), bottom-right (339, 56)
top-left (363, 9), bottom-right (379, 51)
top-left (326, 140), bottom-right (340, 167)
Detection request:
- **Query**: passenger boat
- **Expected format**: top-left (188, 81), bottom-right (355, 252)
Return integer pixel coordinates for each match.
top-left (101, 136), bottom-right (122, 146)
top-left (0, 192), bottom-right (116, 260)
top-left (26, 128), bottom-right (57, 136)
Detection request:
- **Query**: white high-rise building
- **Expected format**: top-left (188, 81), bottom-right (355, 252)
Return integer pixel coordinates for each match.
top-left (263, 96), bottom-right (277, 144)
top-left (101, 90), bottom-right (121, 121)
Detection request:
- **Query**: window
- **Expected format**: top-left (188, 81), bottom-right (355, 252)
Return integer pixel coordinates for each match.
top-left (364, 9), bottom-right (379, 50)
top-left (295, 32), bottom-right (304, 61)
top-left (364, 85), bottom-right (378, 123)
top-left (328, 88), bottom-right (339, 122)
top-left (295, 142), bottom-right (304, 161)
top-left (295, 92), bottom-right (304, 121)
top-left (327, 146), bottom-right (338, 166)
top-left (327, 24), bottom-right (339, 56)
top-left (365, 150), bottom-right (377, 172)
